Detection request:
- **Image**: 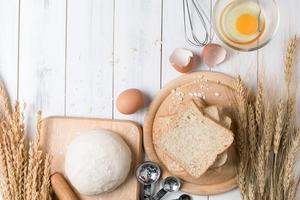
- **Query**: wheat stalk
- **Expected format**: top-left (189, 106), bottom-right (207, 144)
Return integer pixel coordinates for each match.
top-left (248, 183), bottom-right (255, 200)
top-left (284, 35), bottom-right (297, 90)
top-left (238, 161), bottom-right (247, 198)
top-left (282, 97), bottom-right (295, 149)
top-left (262, 105), bottom-right (274, 160)
top-left (248, 104), bottom-right (257, 162)
top-left (234, 75), bottom-right (248, 159)
top-left (40, 155), bottom-right (51, 200)
top-left (257, 144), bottom-right (266, 196)
top-left (283, 129), bottom-right (300, 193)
top-left (255, 82), bottom-right (263, 126)
top-left (0, 83), bottom-right (52, 200)
top-left (274, 100), bottom-right (284, 154)
top-left (235, 34), bottom-right (300, 200)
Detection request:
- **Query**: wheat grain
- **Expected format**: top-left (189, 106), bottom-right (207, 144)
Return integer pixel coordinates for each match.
top-left (284, 35), bottom-right (297, 89)
top-left (284, 129), bottom-right (300, 193)
top-left (234, 76), bottom-right (248, 159)
top-left (238, 162), bottom-right (247, 198)
top-left (248, 183), bottom-right (255, 200)
top-left (0, 84), bottom-right (12, 121)
top-left (0, 84), bottom-right (51, 200)
top-left (282, 97), bottom-right (295, 149)
top-left (287, 181), bottom-right (298, 200)
top-left (255, 82), bottom-right (263, 126)
top-left (257, 144), bottom-right (266, 196)
top-left (40, 155), bottom-right (51, 200)
top-left (274, 100), bottom-right (284, 154)
top-left (232, 35), bottom-right (300, 200)
top-left (248, 104), bottom-right (257, 161)
top-left (263, 105), bottom-right (274, 160)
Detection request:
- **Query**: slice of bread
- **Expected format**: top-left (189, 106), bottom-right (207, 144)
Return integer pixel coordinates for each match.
top-left (210, 152), bottom-right (228, 168)
top-left (204, 105), bottom-right (232, 169)
top-left (156, 101), bottom-right (234, 178)
top-left (204, 105), bottom-right (220, 122)
top-left (157, 104), bottom-right (232, 172)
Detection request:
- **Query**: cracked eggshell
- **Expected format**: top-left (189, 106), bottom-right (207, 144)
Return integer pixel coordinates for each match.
top-left (169, 48), bottom-right (194, 73)
top-left (201, 43), bottom-right (226, 68)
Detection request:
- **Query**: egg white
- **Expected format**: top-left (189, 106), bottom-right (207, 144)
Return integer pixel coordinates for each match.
top-left (221, 1), bottom-right (265, 43)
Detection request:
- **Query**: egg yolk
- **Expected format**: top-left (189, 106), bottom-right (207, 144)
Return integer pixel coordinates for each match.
top-left (236, 14), bottom-right (258, 35)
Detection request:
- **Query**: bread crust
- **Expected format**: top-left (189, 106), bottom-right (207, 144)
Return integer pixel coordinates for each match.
top-left (155, 101), bottom-right (234, 178)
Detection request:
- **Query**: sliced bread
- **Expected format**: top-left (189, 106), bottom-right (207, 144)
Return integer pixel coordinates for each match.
top-left (157, 104), bottom-right (232, 172)
top-left (156, 101), bottom-right (234, 178)
top-left (204, 105), bottom-right (232, 168)
top-left (204, 105), bottom-right (220, 122)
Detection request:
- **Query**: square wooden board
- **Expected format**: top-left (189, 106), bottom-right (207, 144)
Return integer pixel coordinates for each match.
top-left (41, 116), bottom-right (143, 200)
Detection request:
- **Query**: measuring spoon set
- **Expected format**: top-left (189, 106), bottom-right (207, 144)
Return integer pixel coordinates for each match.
top-left (135, 161), bottom-right (192, 200)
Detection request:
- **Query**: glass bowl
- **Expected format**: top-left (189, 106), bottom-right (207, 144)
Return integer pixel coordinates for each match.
top-left (213, 0), bottom-right (280, 51)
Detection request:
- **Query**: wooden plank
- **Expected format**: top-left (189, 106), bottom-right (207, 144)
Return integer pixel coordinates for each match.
top-left (162, 0), bottom-right (257, 88)
top-left (0, 0), bottom-right (19, 102)
top-left (212, 0), bottom-right (300, 199)
top-left (113, 0), bottom-right (162, 124)
top-left (18, 0), bottom-right (66, 135)
top-left (65, 0), bottom-right (114, 118)
top-left (211, 1), bottom-right (258, 90)
top-left (258, 0), bottom-right (300, 99)
top-left (210, 0), bottom-right (257, 198)
top-left (259, 2), bottom-right (300, 199)
top-left (161, 1), bottom-right (208, 199)
top-left (162, 0), bottom-right (258, 199)
top-left (209, 189), bottom-right (240, 200)
top-left (161, 0), bottom-right (201, 85)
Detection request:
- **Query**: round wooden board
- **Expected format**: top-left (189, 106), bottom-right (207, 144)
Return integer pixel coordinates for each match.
top-left (144, 71), bottom-right (238, 195)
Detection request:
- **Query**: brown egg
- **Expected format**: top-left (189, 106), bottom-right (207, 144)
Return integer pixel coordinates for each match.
top-left (116, 89), bottom-right (144, 114)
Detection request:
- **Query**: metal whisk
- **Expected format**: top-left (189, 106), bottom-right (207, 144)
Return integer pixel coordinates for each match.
top-left (183, 0), bottom-right (214, 47)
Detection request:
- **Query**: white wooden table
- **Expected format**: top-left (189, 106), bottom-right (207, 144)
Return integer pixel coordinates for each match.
top-left (1, 0), bottom-right (299, 199)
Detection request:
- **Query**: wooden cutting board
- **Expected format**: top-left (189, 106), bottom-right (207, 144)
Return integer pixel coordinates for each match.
top-left (144, 71), bottom-right (238, 195)
top-left (40, 116), bottom-right (143, 200)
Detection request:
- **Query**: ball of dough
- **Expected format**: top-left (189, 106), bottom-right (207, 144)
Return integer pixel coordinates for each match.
top-left (65, 129), bottom-right (132, 195)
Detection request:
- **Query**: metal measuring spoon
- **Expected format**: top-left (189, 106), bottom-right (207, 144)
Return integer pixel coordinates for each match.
top-left (151, 176), bottom-right (181, 200)
top-left (135, 161), bottom-right (161, 200)
top-left (172, 194), bottom-right (192, 200)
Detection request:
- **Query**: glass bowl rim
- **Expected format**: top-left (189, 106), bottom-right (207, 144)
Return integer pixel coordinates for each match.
top-left (213, 0), bottom-right (280, 52)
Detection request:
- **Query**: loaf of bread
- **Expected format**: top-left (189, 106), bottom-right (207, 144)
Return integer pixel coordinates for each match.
top-left (156, 101), bottom-right (234, 178)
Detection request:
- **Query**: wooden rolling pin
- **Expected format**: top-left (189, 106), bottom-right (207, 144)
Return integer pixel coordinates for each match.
top-left (51, 173), bottom-right (79, 200)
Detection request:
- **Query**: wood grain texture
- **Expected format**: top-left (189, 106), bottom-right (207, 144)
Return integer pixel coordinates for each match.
top-left (208, 189), bottom-right (240, 200)
top-left (41, 116), bottom-right (143, 200)
top-left (144, 72), bottom-right (237, 195)
top-left (51, 173), bottom-right (79, 200)
top-left (113, 0), bottom-right (162, 123)
top-left (211, 0), bottom-right (258, 90)
top-left (18, 0), bottom-right (66, 135)
top-left (258, 0), bottom-right (300, 101)
top-left (161, 0), bottom-right (201, 85)
top-left (0, 0), bottom-right (298, 199)
top-left (65, 0), bottom-right (114, 118)
top-left (161, 0), bottom-right (256, 199)
top-left (0, 0), bottom-right (19, 102)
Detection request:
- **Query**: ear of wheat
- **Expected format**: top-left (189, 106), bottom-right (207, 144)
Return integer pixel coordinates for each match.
top-left (0, 85), bottom-right (51, 200)
top-left (235, 35), bottom-right (299, 200)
